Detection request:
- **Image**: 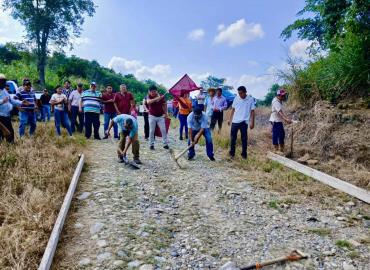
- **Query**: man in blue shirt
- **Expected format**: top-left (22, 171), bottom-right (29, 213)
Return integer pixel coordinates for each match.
top-left (187, 107), bottom-right (215, 161)
top-left (16, 79), bottom-right (38, 137)
top-left (106, 114), bottom-right (141, 164)
top-left (0, 74), bottom-right (28, 142)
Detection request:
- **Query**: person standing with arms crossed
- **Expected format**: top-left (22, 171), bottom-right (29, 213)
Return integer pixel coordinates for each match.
top-left (80, 82), bottom-right (102, 140)
top-left (50, 86), bottom-right (73, 136)
top-left (210, 88), bottom-right (227, 132)
top-left (177, 93), bottom-right (192, 140)
top-left (114, 84), bottom-right (135, 115)
top-left (68, 83), bottom-right (84, 133)
top-left (145, 85), bottom-right (169, 150)
top-left (228, 86), bottom-right (255, 159)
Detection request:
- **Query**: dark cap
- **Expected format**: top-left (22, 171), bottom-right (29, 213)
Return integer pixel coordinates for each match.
top-left (193, 107), bottom-right (203, 116)
top-left (77, 83), bottom-right (83, 87)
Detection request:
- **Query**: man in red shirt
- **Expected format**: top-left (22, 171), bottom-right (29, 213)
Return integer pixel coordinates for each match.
top-left (102, 85), bottom-right (119, 139)
top-left (145, 85), bottom-right (169, 150)
top-left (114, 84), bottom-right (134, 115)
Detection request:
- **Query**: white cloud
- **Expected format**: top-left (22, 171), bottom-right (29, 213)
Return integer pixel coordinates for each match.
top-left (289, 40), bottom-right (312, 60)
top-left (187, 28), bottom-right (205, 41)
top-left (71, 37), bottom-right (91, 47)
top-left (108, 56), bottom-right (172, 85)
top-left (214, 19), bottom-right (264, 47)
top-left (217, 24), bottom-right (225, 31)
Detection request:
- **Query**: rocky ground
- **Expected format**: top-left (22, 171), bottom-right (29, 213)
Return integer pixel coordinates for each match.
top-left (54, 117), bottom-right (370, 270)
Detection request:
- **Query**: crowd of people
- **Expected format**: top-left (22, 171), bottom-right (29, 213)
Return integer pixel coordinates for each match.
top-left (0, 73), bottom-right (292, 164)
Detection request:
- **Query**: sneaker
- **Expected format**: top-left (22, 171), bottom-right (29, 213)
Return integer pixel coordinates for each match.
top-left (163, 145), bottom-right (169, 150)
top-left (133, 158), bottom-right (142, 165)
top-left (179, 137), bottom-right (183, 141)
top-left (209, 156), bottom-right (215, 161)
top-left (94, 137), bottom-right (101, 140)
top-left (114, 136), bottom-right (119, 139)
top-left (241, 154), bottom-right (247, 160)
top-left (188, 156), bottom-right (194, 161)
top-left (150, 145), bottom-right (155, 150)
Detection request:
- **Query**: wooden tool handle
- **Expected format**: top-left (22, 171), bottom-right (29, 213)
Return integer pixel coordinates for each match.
top-left (175, 144), bottom-right (194, 160)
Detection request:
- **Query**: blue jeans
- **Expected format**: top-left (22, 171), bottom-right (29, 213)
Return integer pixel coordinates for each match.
top-left (272, 122), bottom-right (285, 145)
top-left (188, 128), bottom-right (214, 159)
top-left (41, 105), bottom-right (51, 122)
top-left (179, 114), bottom-right (189, 139)
top-left (54, 110), bottom-right (72, 136)
top-left (19, 111), bottom-right (36, 137)
top-left (70, 106), bottom-right (84, 133)
top-left (230, 122), bottom-right (248, 158)
top-left (104, 112), bottom-right (118, 137)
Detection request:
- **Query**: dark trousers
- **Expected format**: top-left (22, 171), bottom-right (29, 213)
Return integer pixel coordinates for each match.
top-left (229, 122), bottom-right (248, 158)
top-left (272, 122), bottom-right (285, 145)
top-left (178, 113), bottom-right (189, 139)
top-left (210, 111), bottom-right (223, 130)
top-left (84, 112), bottom-right (100, 139)
top-left (188, 128), bottom-right (214, 159)
top-left (143, 112), bottom-right (149, 139)
top-left (70, 106), bottom-right (84, 133)
top-left (0, 116), bottom-right (15, 143)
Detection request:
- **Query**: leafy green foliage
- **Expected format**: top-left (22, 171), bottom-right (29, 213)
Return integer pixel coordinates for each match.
top-left (2, 0), bottom-right (96, 85)
top-left (281, 0), bottom-right (370, 103)
top-left (257, 84), bottom-right (280, 106)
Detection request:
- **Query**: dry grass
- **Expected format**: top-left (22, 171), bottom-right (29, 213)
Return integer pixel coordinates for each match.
top-left (211, 107), bottom-right (368, 205)
top-left (0, 122), bottom-right (86, 270)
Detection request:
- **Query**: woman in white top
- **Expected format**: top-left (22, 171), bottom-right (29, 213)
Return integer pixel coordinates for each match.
top-left (50, 86), bottom-right (72, 136)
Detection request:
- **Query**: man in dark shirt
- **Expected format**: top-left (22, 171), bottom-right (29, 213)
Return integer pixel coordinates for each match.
top-left (114, 84), bottom-right (134, 115)
top-left (145, 85), bottom-right (169, 150)
top-left (40, 89), bottom-right (51, 122)
top-left (102, 84), bottom-right (119, 139)
top-left (16, 80), bottom-right (38, 137)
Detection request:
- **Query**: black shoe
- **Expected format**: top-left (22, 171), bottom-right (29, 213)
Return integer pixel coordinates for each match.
top-left (179, 137), bottom-right (183, 141)
top-left (188, 156), bottom-right (194, 160)
top-left (163, 145), bottom-right (169, 149)
top-left (133, 158), bottom-right (142, 165)
top-left (150, 145), bottom-right (155, 150)
top-left (114, 136), bottom-right (119, 139)
top-left (118, 158), bottom-right (125, 163)
top-left (241, 155), bottom-right (247, 160)
top-left (103, 135), bottom-right (109, 139)
top-left (94, 137), bottom-right (101, 140)
top-left (209, 157), bottom-right (215, 161)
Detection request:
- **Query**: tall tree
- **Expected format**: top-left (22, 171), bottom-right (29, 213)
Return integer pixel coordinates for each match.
top-left (2, 0), bottom-right (95, 86)
top-left (200, 75), bottom-right (233, 91)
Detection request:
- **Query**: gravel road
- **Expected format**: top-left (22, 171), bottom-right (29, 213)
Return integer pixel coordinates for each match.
top-left (54, 116), bottom-right (370, 270)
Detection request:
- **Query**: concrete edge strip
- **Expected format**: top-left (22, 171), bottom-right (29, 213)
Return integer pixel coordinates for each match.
top-left (38, 154), bottom-right (85, 270)
top-left (267, 152), bottom-right (370, 204)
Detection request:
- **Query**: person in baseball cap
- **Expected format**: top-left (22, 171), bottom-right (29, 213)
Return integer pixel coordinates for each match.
top-left (269, 88), bottom-right (292, 154)
top-left (187, 106), bottom-right (215, 161)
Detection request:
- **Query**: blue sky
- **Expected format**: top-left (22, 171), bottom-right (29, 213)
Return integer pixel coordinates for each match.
top-left (0, 0), bottom-right (311, 98)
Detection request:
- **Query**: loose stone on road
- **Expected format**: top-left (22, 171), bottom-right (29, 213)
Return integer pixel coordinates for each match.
top-left (54, 120), bottom-right (369, 270)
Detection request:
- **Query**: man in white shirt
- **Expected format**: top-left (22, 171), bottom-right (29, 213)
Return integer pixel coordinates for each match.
top-left (269, 89), bottom-right (292, 153)
top-left (68, 83), bottom-right (84, 133)
top-left (228, 86), bottom-right (255, 159)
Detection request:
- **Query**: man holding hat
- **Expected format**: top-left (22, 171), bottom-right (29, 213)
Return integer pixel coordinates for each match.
top-left (69, 83), bottom-right (84, 133)
top-left (187, 106), bottom-right (215, 161)
top-left (80, 82), bottom-right (102, 139)
top-left (269, 88), bottom-right (292, 153)
top-left (0, 74), bottom-right (28, 142)
top-left (106, 114), bottom-right (141, 164)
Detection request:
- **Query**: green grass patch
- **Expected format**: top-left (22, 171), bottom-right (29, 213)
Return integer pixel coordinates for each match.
top-left (308, 227), bottom-right (332, 236)
top-left (335, 240), bottom-right (353, 249)
top-left (347, 251), bottom-right (360, 259)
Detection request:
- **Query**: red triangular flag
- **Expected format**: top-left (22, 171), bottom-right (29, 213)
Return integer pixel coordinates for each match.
top-left (168, 74), bottom-right (201, 96)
